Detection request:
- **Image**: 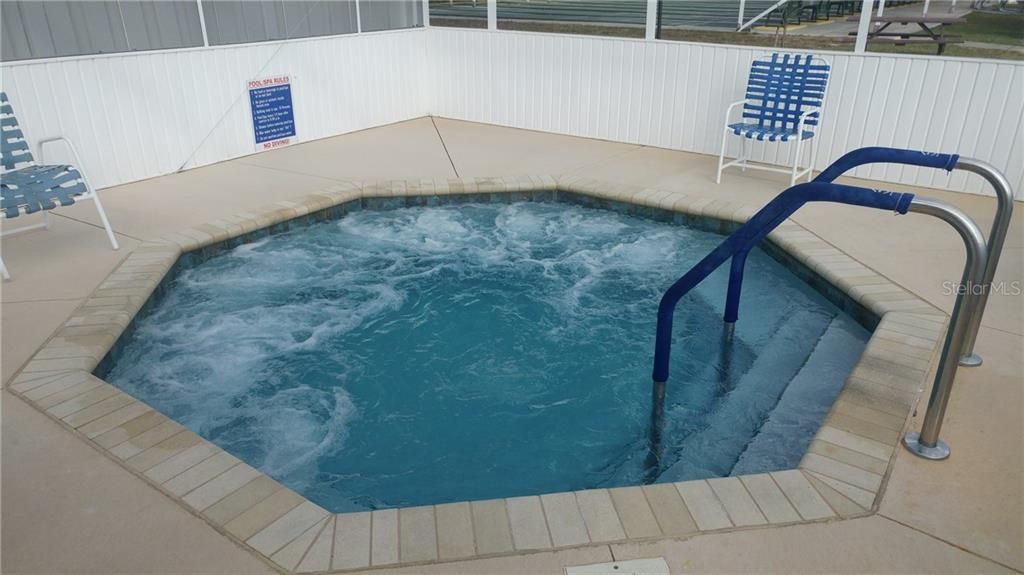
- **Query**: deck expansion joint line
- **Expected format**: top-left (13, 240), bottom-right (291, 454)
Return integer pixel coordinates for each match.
top-left (2, 296), bottom-right (88, 305)
top-left (430, 116), bottom-right (460, 178)
top-left (49, 212), bottom-right (146, 242)
top-left (875, 514), bottom-right (1021, 574)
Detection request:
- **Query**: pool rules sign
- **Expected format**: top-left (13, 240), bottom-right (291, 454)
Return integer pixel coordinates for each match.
top-left (248, 76), bottom-right (296, 151)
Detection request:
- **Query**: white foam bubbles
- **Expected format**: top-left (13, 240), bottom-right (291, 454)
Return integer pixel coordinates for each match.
top-left (105, 201), bottom-right (865, 511)
top-left (259, 385), bottom-right (357, 480)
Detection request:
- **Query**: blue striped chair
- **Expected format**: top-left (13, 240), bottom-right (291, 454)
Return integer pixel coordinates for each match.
top-left (1, 92), bottom-right (118, 280)
top-left (716, 53), bottom-right (831, 186)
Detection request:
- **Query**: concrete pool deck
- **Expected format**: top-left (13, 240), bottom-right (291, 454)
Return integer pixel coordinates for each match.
top-left (2, 117), bottom-right (1021, 574)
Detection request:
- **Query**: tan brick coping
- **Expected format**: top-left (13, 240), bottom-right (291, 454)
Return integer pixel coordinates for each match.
top-left (7, 175), bottom-right (946, 574)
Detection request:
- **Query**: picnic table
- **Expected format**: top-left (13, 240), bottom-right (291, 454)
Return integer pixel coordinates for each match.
top-left (844, 14), bottom-right (967, 54)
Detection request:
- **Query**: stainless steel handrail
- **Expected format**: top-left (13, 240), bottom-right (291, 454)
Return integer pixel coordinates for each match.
top-left (952, 158), bottom-right (1015, 367)
top-left (646, 181), bottom-right (918, 475)
top-left (903, 198), bottom-right (988, 460)
top-left (814, 150), bottom-right (1013, 368)
top-left (645, 150), bottom-right (1001, 465)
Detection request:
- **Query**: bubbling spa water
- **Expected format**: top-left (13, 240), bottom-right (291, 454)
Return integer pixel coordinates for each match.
top-left (105, 202), bottom-right (868, 512)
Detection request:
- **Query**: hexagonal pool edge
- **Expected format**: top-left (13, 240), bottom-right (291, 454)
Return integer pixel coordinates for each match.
top-left (8, 175), bottom-right (946, 574)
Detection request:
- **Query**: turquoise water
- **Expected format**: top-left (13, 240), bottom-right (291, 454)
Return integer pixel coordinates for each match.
top-left (105, 201), bottom-right (868, 512)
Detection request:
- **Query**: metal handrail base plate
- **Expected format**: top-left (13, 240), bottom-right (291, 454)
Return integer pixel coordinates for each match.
top-left (959, 352), bottom-right (983, 367)
top-left (903, 432), bottom-right (951, 461)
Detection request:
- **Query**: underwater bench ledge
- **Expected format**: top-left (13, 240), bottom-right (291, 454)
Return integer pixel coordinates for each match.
top-left (7, 175), bottom-right (948, 573)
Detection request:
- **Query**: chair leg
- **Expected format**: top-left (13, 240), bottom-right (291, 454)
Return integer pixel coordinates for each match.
top-left (806, 138), bottom-right (818, 182)
top-left (790, 137), bottom-right (803, 187)
top-left (66, 143), bottom-right (119, 250)
top-left (0, 256), bottom-right (10, 281)
top-left (716, 129), bottom-right (731, 184)
top-left (741, 138), bottom-right (750, 172)
top-left (90, 192), bottom-right (120, 250)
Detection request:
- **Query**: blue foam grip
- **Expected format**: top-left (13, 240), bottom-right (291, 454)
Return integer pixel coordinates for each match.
top-left (815, 146), bottom-right (959, 184)
top-left (652, 181), bottom-right (915, 383)
top-left (723, 253), bottom-right (748, 324)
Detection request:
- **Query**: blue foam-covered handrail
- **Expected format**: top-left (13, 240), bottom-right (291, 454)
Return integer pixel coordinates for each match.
top-left (814, 146), bottom-right (959, 183)
top-left (652, 181), bottom-right (914, 384)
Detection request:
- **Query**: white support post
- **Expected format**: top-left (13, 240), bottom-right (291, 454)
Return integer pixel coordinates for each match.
top-left (877, 0), bottom-right (886, 16)
top-left (737, 0), bottom-right (746, 30)
top-left (854, 0), bottom-right (873, 53)
top-left (355, 0), bottom-right (363, 33)
top-left (423, 0), bottom-right (430, 26)
top-left (923, 0), bottom-right (930, 15)
top-left (487, 0), bottom-right (496, 30)
top-left (737, 0), bottom-right (788, 32)
top-left (646, 0), bottom-right (658, 40)
top-left (196, 0), bottom-right (210, 46)
top-left (116, 0), bottom-right (132, 50)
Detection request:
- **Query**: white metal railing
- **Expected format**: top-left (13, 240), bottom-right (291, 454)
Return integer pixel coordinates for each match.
top-left (737, 0), bottom-right (789, 31)
top-left (455, 0), bottom-right (876, 52)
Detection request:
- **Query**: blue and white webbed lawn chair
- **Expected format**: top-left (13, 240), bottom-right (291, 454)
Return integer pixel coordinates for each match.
top-left (1, 92), bottom-right (118, 280)
top-left (716, 53), bottom-right (831, 186)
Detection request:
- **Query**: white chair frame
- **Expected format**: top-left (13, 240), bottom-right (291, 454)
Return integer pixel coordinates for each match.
top-left (1, 136), bottom-right (118, 281)
top-left (716, 55), bottom-right (832, 187)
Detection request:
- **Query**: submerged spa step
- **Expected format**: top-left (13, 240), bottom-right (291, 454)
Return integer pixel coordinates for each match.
top-left (655, 307), bottom-right (835, 482)
top-left (731, 314), bottom-right (870, 475)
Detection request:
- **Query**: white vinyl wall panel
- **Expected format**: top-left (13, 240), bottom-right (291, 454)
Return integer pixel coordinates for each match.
top-left (0, 29), bottom-right (430, 189)
top-left (2, 26), bottom-right (1020, 196)
top-left (428, 28), bottom-right (1024, 197)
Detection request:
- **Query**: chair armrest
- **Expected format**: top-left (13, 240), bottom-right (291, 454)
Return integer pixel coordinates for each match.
top-left (797, 107), bottom-right (823, 128)
top-left (37, 135), bottom-right (95, 194)
top-left (798, 107), bottom-right (822, 120)
top-left (723, 99), bottom-right (748, 124)
top-left (37, 136), bottom-right (85, 168)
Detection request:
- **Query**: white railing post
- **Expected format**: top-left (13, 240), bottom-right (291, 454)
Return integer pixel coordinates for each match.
top-left (488, 0), bottom-right (497, 30)
top-left (737, 0), bottom-right (746, 29)
top-left (116, 1), bottom-right (132, 50)
top-left (737, 0), bottom-right (788, 32)
top-left (854, 0), bottom-right (873, 52)
top-left (923, 0), bottom-right (931, 15)
top-left (423, 0), bottom-right (430, 27)
top-left (646, 0), bottom-right (658, 40)
top-left (877, 0), bottom-right (886, 16)
top-left (355, 0), bottom-right (363, 33)
top-left (196, 0), bottom-right (210, 46)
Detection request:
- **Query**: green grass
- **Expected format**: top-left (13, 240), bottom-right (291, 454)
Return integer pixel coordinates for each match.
top-left (432, 17), bottom-right (1023, 60)
top-left (663, 27), bottom-right (1024, 59)
top-left (946, 10), bottom-right (1024, 46)
top-left (866, 42), bottom-right (1022, 59)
